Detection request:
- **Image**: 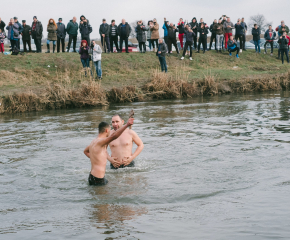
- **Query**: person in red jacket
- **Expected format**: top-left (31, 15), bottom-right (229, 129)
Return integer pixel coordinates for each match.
top-left (177, 18), bottom-right (185, 49)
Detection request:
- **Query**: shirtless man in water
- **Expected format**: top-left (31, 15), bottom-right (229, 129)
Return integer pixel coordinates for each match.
top-left (107, 114), bottom-right (144, 169)
top-left (84, 118), bottom-right (134, 186)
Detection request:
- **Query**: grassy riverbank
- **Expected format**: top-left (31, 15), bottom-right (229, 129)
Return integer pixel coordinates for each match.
top-left (0, 50), bottom-right (290, 113)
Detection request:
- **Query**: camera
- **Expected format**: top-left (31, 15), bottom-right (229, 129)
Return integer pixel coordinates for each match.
top-left (90, 43), bottom-right (94, 49)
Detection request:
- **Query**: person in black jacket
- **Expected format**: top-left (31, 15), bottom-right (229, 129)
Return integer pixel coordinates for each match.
top-left (157, 38), bottom-right (168, 73)
top-left (166, 23), bottom-right (179, 54)
top-left (109, 20), bottom-right (119, 53)
top-left (181, 25), bottom-right (195, 60)
top-left (99, 18), bottom-right (110, 53)
top-left (278, 32), bottom-right (289, 64)
top-left (117, 19), bottom-right (131, 53)
top-left (0, 18), bottom-right (5, 33)
top-left (79, 16), bottom-right (92, 46)
top-left (21, 20), bottom-right (31, 52)
top-left (189, 17), bottom-right (198, 49)
top-left (235, 19), bottom-right (245, 51)
top-left (264, 25), bottom-right (276, 55)
top-left (56, 18), bottom-right (66, 53)
top-left (197, 23), bottom-right (208, 53)
top-left (209, 19), bottom-right (217, 50)
top-left (252, 24), bottom-right (261, 53)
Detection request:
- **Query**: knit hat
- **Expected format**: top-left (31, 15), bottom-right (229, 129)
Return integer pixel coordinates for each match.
top-left (22, 20), bottom-right (26, 23)
top-left (33, 16), bottom-right (37, 19)
top-left (14, 17), bottom-right (18, 20)
top-left (59, 18), bottom-right (62, 21)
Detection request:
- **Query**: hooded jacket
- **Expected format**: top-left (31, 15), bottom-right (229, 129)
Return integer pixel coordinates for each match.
top-left (278, 25), bottom-right (289, 36)
top-left (56, 22), bottom-right (66, 39)
top-left (264, 29), bottom-right (276, 41)
top-left (150, 21), bottom-right (159, 39)
top-left (189, 18), bottom-right (198, 34)
top-left (47, 23), bottom-right (57, 41)
top-left (278, 36), bottom-right (289, 50)
top-left (117, 22), bottom-right (131, 38)
top-left (67, 20), bottom-right (78, 35)
top-left (184, 30), bottom-right (196, 43)
top-left (252, 27), bottom-right (261, 41)
top-left (79, 22), bottom-right (92, 38)
top-left (166, 25), bottom-right (178, 39)
top-left (79, 15), bottom-right (90, 25)
top-left (163, 21), bottom-right (168, 37)
top-left (136, 24), bottom-right (148, 43)
top-left (213, 23), bottom-right (224, 35)
top-left (99, 23), bottom-right (110, 37)
top-left (223, 21), bottom-right (234, 33)
top-left (235, 23), bottom-right (245, 35)
top-left (92, 43), bottom-right (102, 61)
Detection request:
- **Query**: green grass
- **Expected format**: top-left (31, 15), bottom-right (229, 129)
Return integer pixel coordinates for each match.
top-left (0, 49), bottom-right (289, 96)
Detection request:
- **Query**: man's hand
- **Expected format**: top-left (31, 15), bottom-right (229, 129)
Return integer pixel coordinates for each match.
top-left (158, 51), bottom-right (161, 54)
top-left (122, 156), bottom-right (133, 166)
top-left (164, 18), bottom-right (166, 21)
top-left (127, 118), bottom-right (134, 126)
top-left (80, 21), bottom-right (83, 24)
top-left (110, 157), bottom-right (121, 168)
top-left (102, 34), bottom-right (105, 37)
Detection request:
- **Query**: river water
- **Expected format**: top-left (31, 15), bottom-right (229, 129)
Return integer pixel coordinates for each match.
top-left (1, 91), bottom-right (290, 240)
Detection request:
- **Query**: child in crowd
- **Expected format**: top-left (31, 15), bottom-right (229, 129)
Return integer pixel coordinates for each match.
top-left (0, 29), bottom-right (5, 53)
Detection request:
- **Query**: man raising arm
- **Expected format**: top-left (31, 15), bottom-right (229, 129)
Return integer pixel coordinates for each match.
top-left (84, 118), bottom-right (134, 186)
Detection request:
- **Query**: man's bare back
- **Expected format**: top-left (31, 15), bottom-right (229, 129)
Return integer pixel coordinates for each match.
top-left (108, 115), bottom-right (144, 169)
top-left (84, 118), bottom-right (134, 185)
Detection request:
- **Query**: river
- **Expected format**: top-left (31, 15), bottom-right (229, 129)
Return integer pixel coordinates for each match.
top-left (0, 91), bottom-right (289, 240)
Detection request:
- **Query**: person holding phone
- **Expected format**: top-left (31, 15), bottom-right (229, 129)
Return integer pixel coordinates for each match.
top-left (278, 32), bottom-right (289, 64)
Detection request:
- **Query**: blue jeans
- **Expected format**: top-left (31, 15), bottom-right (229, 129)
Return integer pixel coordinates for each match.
top-left (47, 40), bottom-right (56, 45)
top-left (254, 40), bottom-right (260, 53)
top-left (94, 61), bottom-right (102, 77)
top-left (158, 56), bottom-right (167, 72)
top-left (81, 58), bottom-right (92, 76)
top-left (148, 40), bottom-right (152, 50)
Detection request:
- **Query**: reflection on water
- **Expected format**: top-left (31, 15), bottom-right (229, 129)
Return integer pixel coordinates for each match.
top-left (0, 91), bottom-right (290, 240)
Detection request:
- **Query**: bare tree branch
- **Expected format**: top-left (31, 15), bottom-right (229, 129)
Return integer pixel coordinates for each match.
top-left (248, 14), bottom-right (272, 33)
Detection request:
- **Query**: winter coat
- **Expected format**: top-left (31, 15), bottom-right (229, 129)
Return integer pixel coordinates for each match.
top-left (227, 39), bottom-right (237, 49)
top-left (79, 45), bottom-right (90, 59)
top-left (264, 30), bottom-right (276, 41)
top-left (0, 33), bottom-right (5, 44)
top-left (136, 24), bottom-right (148, 43)
top-left (117, 22), bottom-right (131, 38)
top-left (99, 23), bottom-right (110, 37)
top-left (31, 21), bottom-right (43, 40)
top-left (146, 25), bottom-right (152, 39)
top-left (56, 22), bottom-right (66, 39)
top-left (213, 23), bottom-right (224, 35)
top-left (79, 22), bottom-right (92, 38)
top-left (198, 27), bottom-right (208, 38)
top-left (252, 28), bottom-right (261, 41)
top-left (66, 20), bottom-right (78, 36)
top-left (235, 23), bottom-right (245, 35)
top-left (210, 23), bottom-right (216, 35)
top-left (223, 21), bottom-right (234, 33)
top-left (109, 24), bottom-right (118, 37)
top-left (22, 25), bottom-right (31, 41)
top-left (0, 20), bottom-right (5, 32)
top-left (278, 25), bottom-right (289, 36)
top-left (92, 44), bottom-right (102, 61)
top-left (166, 25), bottom-right (178, 39)
top-left (241, 22), bottom-right (247, 33)
top-left (79, 15), bottom-right (90, 25)
top-left (163, 22), bottom-right (168, 37)
top-left (150, 22), bottom-right (159, 39)
top-left (184, 30), bottom-right (196, 43)
top-left (189, 18), bottom-right (198, 34)
top-left (177, 22), bottom-right (185, 34)
top-left (157, 42), bottom-right (167, 57)
top-left (47, 23), bottom-right (57, 41)
top-left (6, 23), bottom-right (22, 40)
top-left (278, 37), bottom-right (289, 50)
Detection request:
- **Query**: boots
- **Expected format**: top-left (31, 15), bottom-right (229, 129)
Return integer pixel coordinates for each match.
top-left (53, 45), bottom-right (56, 53)
top-left (45, 44), bottom-right (50, 53)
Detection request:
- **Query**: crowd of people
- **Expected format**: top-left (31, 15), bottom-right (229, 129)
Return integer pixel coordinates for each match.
top-left (0, 15), bottom-right (289, 77)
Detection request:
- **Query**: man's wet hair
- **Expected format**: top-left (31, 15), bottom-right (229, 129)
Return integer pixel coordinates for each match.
top-left (99, 122), bottom-right (110, 133)
top-left (112, 114), bottom-right (123, 120)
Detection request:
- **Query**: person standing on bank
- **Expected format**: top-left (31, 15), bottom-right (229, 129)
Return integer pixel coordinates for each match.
top-left (136, 20), bottom-right (148, 53)
top-left (66, 17), bottom-right (78, 52)
top-left (46, 18), bottom-right (57, 53)
top-left (6, 18), bottom-right (17, 50)
top-left (209, 19), bottom-right (217, 50)
top-left (189, 17), bottom-right (198, 50)
top-left (177, 18), bottom-right (185, 49)
top-left (117, 19), bottom-right (131, 53)
top-left (79, 16), bottom-right (92, 46)
top-left (0, 29), bottom-right (5, 53)
top-left (197, 23), bottom-right (208, 53)
top-left (150, 18), bottom-right (159, 52)
top-left (166, 22), bottom-right (179, 54)
top-left (223, 17), bottom-right (234, 49)
top-left (235, 19), bottom-right (245, 51)
top-left (181, 25), bottom-right (195, 60)
top-left (56, 18), bottom-right (66, 53)
top-left (241, 18), bottom-right (247, 50)
top-left (109, 20), bottom-right (119, 53)
top-left (21, 20), bottom-right (31, 52)
top-left (163, 18), bottom-right (169, 47)
top-left (91, 40), bottom-right (102, 80)
top-left (99, 18), bottom-right (110, 53)
top-left (12, 17), bottom-right (23, 49)
top-left (157, 38), bottom-right (168, 73)
top-left (31, 16), bottom-right (43, 53)
top-left (79, 39), bottom-right (92, 77)
top-left (278, 32), bottom-right (289, 64)
top-left (214, 19), bottom-right (224, 53)
top-left (264, 25), bottom-right (276, 55)
top-left (252, 24), bottom-right (261, 54)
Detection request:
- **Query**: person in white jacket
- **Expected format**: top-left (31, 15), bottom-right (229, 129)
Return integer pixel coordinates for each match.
top-left (92, 40), bottom-right (102, 80)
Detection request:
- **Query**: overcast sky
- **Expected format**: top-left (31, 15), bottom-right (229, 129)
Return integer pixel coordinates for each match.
top-left (2, 0), bottom-right (289, 38)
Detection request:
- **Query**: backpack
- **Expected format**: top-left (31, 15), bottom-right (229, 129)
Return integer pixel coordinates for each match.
top-left (11, 46), bottom-right (20, 55)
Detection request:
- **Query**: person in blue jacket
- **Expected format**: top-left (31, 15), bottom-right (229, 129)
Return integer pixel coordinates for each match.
top-left (163, 18), bottom-right (169, 47)
top-left (227, 35), bottom-right (240, 58)
top-left (264, 25), bottom-right (276, 55)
